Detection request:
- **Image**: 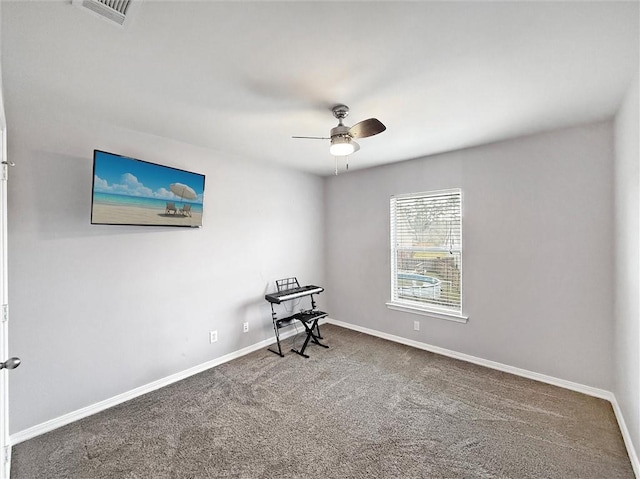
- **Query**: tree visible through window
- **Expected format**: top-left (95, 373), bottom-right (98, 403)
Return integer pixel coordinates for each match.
top-left (390, 189), bottom-right (462, 315)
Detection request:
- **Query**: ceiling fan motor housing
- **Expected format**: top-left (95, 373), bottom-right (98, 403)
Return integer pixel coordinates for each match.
top-left (330, 124), bottom-right (351, 139)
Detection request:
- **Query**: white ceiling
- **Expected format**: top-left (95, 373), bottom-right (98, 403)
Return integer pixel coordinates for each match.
top-left (2, 1), bottom-right (638, 176)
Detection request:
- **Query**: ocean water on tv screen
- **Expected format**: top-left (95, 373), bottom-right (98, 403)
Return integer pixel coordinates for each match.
top-left (93, 192), bottom-right (203, 213)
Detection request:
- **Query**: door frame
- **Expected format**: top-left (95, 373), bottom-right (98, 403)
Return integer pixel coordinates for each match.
top-left (0, 62), bottom-right (10, 479)
top-left (0, 128), bottom-right (8, 479)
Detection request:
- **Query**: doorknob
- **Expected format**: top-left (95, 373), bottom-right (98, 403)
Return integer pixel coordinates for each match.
top-left (0, 357), bottom-right (20, 370)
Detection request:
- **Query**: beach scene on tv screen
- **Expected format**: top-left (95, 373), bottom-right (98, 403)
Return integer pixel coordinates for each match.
top-left (92, 151), bottom-right (205, 227)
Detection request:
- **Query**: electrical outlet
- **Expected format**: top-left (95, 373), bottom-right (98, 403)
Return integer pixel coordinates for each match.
top-left (413, 321), bottom-right (420, 331)
top-left (209, 330), bottom-right (218, 343)
top-left (243, 322), bottom-right (249, 333)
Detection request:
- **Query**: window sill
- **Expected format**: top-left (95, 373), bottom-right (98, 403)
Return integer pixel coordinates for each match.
top-left (386, 302), bottom-right (469, 323)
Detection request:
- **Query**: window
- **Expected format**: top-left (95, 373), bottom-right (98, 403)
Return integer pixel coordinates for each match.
top-left (388, 188), bottom-right (465, 321)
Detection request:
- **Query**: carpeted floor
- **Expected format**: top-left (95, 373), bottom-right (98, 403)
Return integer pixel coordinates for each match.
top-left (11, 324), bottom-right (634, 478)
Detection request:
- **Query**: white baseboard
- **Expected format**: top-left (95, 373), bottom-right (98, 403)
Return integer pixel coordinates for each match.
top-left (611, 395), bottom-right (640, 478)
top-left (10, 324), bottom-right (309, 446)
top-left (325, 318), bottom-right (639, 478)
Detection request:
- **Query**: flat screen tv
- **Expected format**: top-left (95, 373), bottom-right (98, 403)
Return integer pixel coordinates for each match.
top-left (91, 150), bottom-right (205, 227)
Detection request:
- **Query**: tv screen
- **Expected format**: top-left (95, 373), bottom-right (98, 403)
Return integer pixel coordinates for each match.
top-left (91, 150), bottom-right (205, 227)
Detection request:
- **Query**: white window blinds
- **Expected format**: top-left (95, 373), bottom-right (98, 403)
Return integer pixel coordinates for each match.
top-left (390, 189), bottom-right (462, 314)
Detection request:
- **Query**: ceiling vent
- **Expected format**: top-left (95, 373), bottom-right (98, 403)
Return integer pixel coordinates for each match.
top-left (72, 0), bottom-right (138, 27)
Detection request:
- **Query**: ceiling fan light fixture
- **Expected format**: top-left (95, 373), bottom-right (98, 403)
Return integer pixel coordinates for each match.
top-left (330, 135), bottom-right (355, 156)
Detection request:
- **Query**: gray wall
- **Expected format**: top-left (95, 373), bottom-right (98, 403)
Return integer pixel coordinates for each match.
top-left (325, 122), bottom-right (615, 390)
top-left (6, 111), bottom-right (324, 433)
top-left (614, 76), bottom-right (639, 461)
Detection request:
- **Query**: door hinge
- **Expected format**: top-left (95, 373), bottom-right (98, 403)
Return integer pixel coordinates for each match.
top-left (3, 445), bottom-right (9, 465)
top-left (1, 160), bottom-right (14, 181)
top-left (1, 305), bottom-right (7, 323)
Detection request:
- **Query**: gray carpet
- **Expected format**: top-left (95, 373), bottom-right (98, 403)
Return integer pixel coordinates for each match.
top-left (11, 324), bottom-right (634, 478)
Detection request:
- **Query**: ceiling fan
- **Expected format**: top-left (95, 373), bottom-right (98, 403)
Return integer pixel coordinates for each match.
top-left (293, 104), bottom-right (386, 158)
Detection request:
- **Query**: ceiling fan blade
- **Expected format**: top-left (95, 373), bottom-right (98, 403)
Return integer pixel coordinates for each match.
top-left (349, 118), bottom-right (386, 139)
top-left (352, 140), bottom-right (360, 153)
top-left (292, 136), bottom-right (330, 140)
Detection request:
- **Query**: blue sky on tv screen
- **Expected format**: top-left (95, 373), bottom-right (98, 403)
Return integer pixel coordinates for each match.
top-left (93, 151), bottom-right (205, 204)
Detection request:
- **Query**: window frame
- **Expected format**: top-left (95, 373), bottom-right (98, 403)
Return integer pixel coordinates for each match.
top-left (387, 188), bottom-right (468, 323)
